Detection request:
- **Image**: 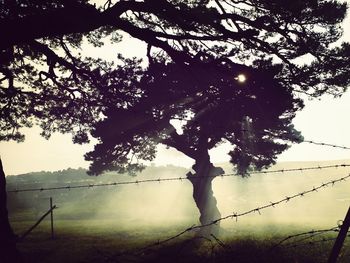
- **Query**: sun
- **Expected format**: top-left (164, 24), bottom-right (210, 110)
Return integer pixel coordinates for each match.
top-left (235, 74), bottom-right (247, 83)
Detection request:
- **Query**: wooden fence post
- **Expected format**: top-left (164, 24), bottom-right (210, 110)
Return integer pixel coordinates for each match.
top-left (19, 204), bottom-right (57, 241)
top-left (328, 206), bottom-right (350, 263)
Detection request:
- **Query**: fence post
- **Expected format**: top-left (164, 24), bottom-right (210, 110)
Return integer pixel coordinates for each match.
top-left (328, 206), bottom-right (350, 263)
top-left (19, 204), bottom-right (57, 241)
top-left (50, 197), bottom-right (54, 239)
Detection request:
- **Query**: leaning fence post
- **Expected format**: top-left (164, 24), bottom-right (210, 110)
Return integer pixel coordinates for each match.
top-left (328, 206), bottom-right (350, 263)
top-left (19, 204), bottom-right (57, 241)
top-left (50, 197), bottom-right (54, 239)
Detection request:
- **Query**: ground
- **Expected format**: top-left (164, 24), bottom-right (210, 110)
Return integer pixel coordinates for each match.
top-left (10, 219), bottom-right (350, 263)
top-left (6, 162), bottom-right (350, 262)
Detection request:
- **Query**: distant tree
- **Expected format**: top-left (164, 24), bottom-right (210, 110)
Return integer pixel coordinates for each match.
top-left (1, 0), bottom-right (350, 236)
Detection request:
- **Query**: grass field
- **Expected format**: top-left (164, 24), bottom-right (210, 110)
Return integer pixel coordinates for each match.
top-left (7, 161), bottom-right (350, 262)
top-left (10, 219), bottom-right (350, 263)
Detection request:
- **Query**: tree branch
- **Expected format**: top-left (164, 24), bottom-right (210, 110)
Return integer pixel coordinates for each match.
top-left (161, 124), bottom-right (197, 160)
top-left (0, 3), bottom-right (101, 50)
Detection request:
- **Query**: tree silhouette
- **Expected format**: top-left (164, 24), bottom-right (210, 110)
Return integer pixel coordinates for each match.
top-left (0, 159), bottom-right (21, 262)
top-left (2, 0), bottom-right (350, 141)
top-left (85, 56), bottom-right (303, 234)
top-left (1, 0), bottom-right (350, 238)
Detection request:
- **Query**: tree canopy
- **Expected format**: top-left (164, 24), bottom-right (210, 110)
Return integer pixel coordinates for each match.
top-left (1, 0), bottom-right (350, 173)
top-left (85, 57), bottom-right (303, 175)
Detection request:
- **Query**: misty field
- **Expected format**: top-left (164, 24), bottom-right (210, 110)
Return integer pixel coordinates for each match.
top-left (7, 161), bottom-right (350, 262)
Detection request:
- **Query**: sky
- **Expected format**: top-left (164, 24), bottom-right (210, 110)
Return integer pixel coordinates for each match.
top-left (1, 3), bottom-right (350, 175)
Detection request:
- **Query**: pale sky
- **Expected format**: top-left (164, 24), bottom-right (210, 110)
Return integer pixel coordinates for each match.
top-left (1, 3), bottom-right (350, 175)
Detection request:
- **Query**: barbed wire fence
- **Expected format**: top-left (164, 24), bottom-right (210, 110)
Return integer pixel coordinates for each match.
top-left (99, 173), bottom-right (350, 261)
top-left (6, 163), bottom-right (350, 193)
top-left (6, 139), bottom-right (350, 262)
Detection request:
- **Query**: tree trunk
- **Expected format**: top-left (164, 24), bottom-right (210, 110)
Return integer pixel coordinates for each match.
top-left (187, 159), bottom-right (224, 236)
top-left (0, 159), bottom-right (22, 263)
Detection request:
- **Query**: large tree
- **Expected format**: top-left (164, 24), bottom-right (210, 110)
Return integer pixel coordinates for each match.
top-left (2, 0), bottom-right (350, 143)
top-left (1, 0), bottom-right (350, 239)
top-left (85, 56), bottom-right (304, 234)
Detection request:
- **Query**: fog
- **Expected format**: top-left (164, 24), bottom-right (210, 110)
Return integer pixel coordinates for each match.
top-left (214, 163), bottom-right (350, 228)
top-left (7, 161), bottom-right (350, 235)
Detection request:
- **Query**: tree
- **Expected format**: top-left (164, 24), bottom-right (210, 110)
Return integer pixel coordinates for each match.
top-left (1, 0), bottom-right (350, 236)
top-left (83, 57), bottom-right (302, 235)
top-left (0, 159), bottom-right (22, 262)
top-left (85, 56), bottom-right (304, 234)
top-left (2, 0), bottom-right (350, 142)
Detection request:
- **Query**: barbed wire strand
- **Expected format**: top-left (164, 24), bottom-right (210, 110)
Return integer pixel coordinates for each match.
top-left (303, 140), bottom-right (350, 150)
top-left (271, 226), bottom-right (340, 250)
top-left (280, 229), bottom-right (339, 248)
top-left (111, 173), bottom-right (350, 258)
top-left (188, 174), bottom-right (350, 232)
top-left (7, 163), bottom-right (350, 193)
top-left (283, 234), bottom-right (350, 249)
